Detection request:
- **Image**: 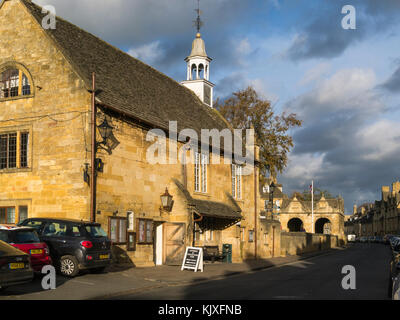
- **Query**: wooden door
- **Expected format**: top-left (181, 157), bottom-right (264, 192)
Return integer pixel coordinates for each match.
top-left (164, 223), bottom-right (185, 265)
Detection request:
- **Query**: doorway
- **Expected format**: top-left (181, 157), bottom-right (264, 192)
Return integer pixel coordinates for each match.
top-left (163, 223), bottom-right (186, 265)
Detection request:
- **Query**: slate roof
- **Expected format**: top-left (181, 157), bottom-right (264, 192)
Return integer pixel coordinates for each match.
top-left (173, 179), bottom-right (242, 220)
top-left (21, 0), bottom-right (231, 135)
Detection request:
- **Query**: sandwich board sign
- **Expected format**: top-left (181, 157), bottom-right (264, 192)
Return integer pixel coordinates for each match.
top-left (181, 246), bottom-right (203, 272)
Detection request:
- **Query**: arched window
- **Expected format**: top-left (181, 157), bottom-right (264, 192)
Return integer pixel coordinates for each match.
top-left (191, 64), bottom-right (197, 80)
top-left (0, 68), bottom-right (31, 99)
top-left (198, 64), bottom-right (204, 79)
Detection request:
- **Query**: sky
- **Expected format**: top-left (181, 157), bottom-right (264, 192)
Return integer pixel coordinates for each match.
top-left (33, 0), bottom-right (400, 214)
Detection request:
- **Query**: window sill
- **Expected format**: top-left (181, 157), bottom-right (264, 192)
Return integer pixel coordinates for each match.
top-left (193, 192), bottom-right (210, 197)
top-left (0, 95), bottom-right (34, 102)
top-left (0, 167), bottom-right (31, 174)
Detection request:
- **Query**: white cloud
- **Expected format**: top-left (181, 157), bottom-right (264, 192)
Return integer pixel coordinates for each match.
top-left (127, 41), bottom-right (163, 65)
top-left (356, 120), bottom-right (400, 161)
top-left (298, 63), bottom-right (331, 86)
top-left (284, 153), bottom-right (325, 181)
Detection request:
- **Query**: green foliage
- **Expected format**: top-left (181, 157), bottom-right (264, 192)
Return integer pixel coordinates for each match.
top-left (215, 86), bottom-right (302, 183)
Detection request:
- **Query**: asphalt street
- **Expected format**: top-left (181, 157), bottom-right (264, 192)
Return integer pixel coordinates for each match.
top-left (111, 243), bottom-right (392, 300)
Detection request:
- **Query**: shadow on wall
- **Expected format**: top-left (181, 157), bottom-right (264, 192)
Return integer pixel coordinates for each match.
top-left (281, 232), bottom-right (341, 256)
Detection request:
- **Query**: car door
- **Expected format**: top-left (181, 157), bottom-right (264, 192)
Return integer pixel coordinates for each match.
top-left (40, 222), bottom-right (70, 259)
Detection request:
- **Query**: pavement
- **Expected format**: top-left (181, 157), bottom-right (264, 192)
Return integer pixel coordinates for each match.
top-left (0, 248), bottom-right (341, 300)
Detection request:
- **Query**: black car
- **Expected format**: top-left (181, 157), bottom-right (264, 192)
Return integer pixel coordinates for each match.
top-left (18, 218), bottom-right (112, 277)
top-left (0, 240), bottom-right (34, 291)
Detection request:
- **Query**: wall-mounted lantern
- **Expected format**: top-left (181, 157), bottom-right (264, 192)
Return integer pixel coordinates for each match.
top-left (160, 187), bottom-right (174, 212)
top-left (97, 118), bottom-right (120, 155)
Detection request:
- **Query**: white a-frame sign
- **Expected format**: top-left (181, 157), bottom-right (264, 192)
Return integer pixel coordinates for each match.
top-left (181, 246), bottom-right (203, 272)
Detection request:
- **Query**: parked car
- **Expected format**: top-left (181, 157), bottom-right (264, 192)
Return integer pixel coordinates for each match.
top-left (385, 235), bottom-right (395, 245)
top-left (359, 236), bottom-right (368, 243)
top-left (375, 236), bottom-right (384, 244)
top-left (388, 252), bottom-right (400, 299)
top-left (391, 237), bottom-right (400, 250)
top-left (0, 225), bottom-right (52, 272)
top-left (18, 218), bottom-right (112, 277)
top-left (0, 240), bottom-right (34, 291)
top-left (347, 234), bottom-right (356, 242)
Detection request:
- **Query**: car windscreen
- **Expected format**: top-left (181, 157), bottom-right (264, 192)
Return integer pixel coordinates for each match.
top-left (12, 230), bottom-right (41, 244)
top-left (85, 225), bottom-right (107, 238)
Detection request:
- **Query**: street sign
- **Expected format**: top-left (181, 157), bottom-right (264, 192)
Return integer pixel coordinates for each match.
top-left (181, 246), bottom-right (203, 272)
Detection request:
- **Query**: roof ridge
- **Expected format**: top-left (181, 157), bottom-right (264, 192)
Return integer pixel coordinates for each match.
top-left (25, 0), bottom-right (219, 114)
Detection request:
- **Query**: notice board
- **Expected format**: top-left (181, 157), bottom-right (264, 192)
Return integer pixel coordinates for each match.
top-left (181, 246), bottom-right (203, 272)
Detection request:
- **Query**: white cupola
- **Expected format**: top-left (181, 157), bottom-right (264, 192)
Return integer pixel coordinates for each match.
top-left (181, 32), bottom-right (215, 108)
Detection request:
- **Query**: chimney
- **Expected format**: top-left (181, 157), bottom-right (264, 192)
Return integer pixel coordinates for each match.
top-left (382, 186), bottom-right (390, 201)
top-left (392, 181), bottom-right (400, 194)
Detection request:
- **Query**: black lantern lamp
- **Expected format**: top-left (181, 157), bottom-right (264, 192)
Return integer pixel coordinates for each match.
top-left (160, 187), bottom-right (174, 212)
top-left (98, 118), bottom-right (114, 144)
top-left (269, 182), bottom-right (276, 214)
top-left (97, 118), bottom-right (120, 154)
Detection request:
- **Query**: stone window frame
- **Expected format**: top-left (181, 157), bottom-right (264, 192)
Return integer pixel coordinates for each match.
top-left (232, 163), bottom-right (242, 199)
top-left (0, 62), bottom-right (35, 102)
top-left (0, 125), bottom-right (32, 173)
top-left (194, 151), bottom-right (208, 194)
top-left (0, 207), bottom-right (16, 224)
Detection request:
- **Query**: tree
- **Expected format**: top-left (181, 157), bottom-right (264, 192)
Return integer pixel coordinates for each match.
top-left (215, 86), bottom-right (302, 183)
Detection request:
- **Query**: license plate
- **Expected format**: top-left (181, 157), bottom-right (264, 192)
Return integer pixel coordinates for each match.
top-left (9, 263), bottom-right (25, 269)
top-left (99, 254), bottom-right (109, 260)
top-left (30, 249), bottom-right (43, 255)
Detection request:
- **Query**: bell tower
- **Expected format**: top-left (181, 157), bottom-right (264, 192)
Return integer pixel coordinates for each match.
top-left (181, 1), bottom-right (214, 108)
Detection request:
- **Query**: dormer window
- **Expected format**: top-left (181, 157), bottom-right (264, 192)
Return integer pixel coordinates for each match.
top-left (0, 68), bottom-right (31, 99)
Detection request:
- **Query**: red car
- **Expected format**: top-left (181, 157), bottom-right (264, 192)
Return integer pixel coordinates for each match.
top-left (0, 225), bottom-right (52, 272)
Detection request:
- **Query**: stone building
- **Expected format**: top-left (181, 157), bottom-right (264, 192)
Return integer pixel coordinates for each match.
top-left (0, 0), bottom-right (279, 266)
top-left (347, 182), bottom-right (400, 237)
top-left (278, 194), bottom-right (345, 238)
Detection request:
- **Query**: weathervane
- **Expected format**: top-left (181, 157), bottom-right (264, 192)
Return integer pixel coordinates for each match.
top-left (193, 0), bottom-right (203, 33)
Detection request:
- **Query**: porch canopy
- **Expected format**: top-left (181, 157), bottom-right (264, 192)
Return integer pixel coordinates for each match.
top-left (191, 198), bottom-right (242, 230)
top-left (174, 179), bottom-right (242, 230)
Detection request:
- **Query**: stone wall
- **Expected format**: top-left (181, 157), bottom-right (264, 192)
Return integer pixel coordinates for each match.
top-left (0, 0), bottom-right (90, 222)
top-left (280, 232), bottom-right (339, 256)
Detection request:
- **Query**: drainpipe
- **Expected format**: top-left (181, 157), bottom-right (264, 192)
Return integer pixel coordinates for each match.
top-left (90, 72), bottom-right (96, 223)
top-left (254, 161), bottom-right (258, 259)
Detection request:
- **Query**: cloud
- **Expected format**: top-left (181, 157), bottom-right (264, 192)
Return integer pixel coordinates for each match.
top-left (127, 41), bottom-right (164, 65)
top-left (280, 68), bottom-right (400, 212)
top-left (298, 63), bottom-right (331, 86)
top-left (285, 0), bottom-right (400, 61)
top-left (381, 64), bottom-right (400, 93)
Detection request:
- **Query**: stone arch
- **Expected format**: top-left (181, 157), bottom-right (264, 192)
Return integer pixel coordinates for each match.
top-left (0, 61), bottom-right (35, 99)
top-left (288, 218), bottom-right (304, 232)
top-left (315, 217), bottom-right (331, 234)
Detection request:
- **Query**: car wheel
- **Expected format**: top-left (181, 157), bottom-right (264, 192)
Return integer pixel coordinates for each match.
top-left (59, 255), bottom-right (80, 277)
top-left (90, 267), bottom-right (106, 274)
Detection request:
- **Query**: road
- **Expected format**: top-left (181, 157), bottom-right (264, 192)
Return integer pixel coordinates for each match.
top-left (111, 243), bottom-right (392, 300)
